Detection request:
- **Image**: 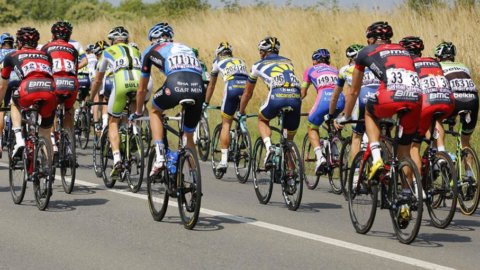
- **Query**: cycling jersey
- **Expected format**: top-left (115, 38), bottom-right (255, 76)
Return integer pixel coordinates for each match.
top-left (440, 61), bottom-right (478, 135)
top-left (211, 56), bottom-right (249, 118)
top-left (69, 39), bottom-right (86, 62)
top-left (356, 43), bottom-right (422, 144)
top-left (97, 43), bottom-right (141, 117)
top-left (1, 49), bottom-right (57, 128)
top-left (249, 53), bottom-right (301, 134)
top-left (353, 68), bottom-right (381, 134)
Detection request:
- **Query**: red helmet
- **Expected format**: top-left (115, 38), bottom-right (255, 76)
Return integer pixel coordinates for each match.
top-left (399, 36), bottom-right (424, 55)
top-left (51, 21), bottom-right (73, 40)
top-left (16, 27), bottom-right (40, 48)
top-left (366, 21), bottom-right (393, 40)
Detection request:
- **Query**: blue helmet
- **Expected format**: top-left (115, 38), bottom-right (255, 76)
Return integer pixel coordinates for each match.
top-left (148, 22), bottom-right (174, 42)
top-left (312, 48), bottom-right (330, 62)
top-left (0, 33), bottom-right (14, 45)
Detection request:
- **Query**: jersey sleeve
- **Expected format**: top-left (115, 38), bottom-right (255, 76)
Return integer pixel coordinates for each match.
top-left (247, 63), bottom-right (260, 84)
top-left (301, 67), bottom-right (312, 88)
top-left (141, 46), bottom-right (159, 78)
top-left (96, 51), bottom-right (110, 73)
top-left (210, 59), bottom-right (220, 77)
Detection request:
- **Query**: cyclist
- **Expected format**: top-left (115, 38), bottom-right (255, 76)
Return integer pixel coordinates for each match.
top-left (204, 41), bottom-right (249, 171)
top-left (433, 41), bottom-right (478, 153)
top-left (192, 48), bottom-right (210, 91)
top-left (0, 27), bottom-right (57, 157)
top-left (90, 40), bottom-right (109, 135)
top-left (90, 26), bottom-right (141, 178)
top-left (0, 33), bottom-right (20, 157)
top-left (331, 44), bottom-right (380, 161)
top-left (300, 48), bottom-right (341, 173)
top-left (238, 36), bottom-right (301, 167)
top-left (131, 22), bottom-right (205, 175)
top-left (76, 44), bottom-right (95, 102)
top-left (336, 21), bottom-right (422, 181)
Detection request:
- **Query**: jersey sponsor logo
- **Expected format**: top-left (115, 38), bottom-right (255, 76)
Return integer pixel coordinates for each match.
top-left (393, 90), bottom-right (420, 102)
top-left (453, 92), bottom-right (476, 99)
top-left (18, 53), bottom-right (49, 61)
top-left (125, 82), bottom-right (138, 88)
top-left (46, 45), bottom-right (76, 54)
top-left (379, 50), bottom-right (410, 58)
top-left (26, 79), bottom-right (53, 92)
top-left (55, 77), bottom-right (76, 91)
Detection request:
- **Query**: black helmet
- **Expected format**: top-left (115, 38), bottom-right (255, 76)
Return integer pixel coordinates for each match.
top-left (93, 40), bottom-right (109, 55)
top-left (51, 20), bottom-right (73, 40)
top-left (366, 21), bottom-right (393, 40)
top-left (399, 36), bottom-right (424, 56)
top-left (16, 27), bottom-right (40, 48)
top-left (434, 42), bottom-right (456, 60)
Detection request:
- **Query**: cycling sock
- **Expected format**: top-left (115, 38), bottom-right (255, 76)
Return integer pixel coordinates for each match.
top-left (314, 146), bottom-right (323, 160)
top-left (221, 149), bottom-right (228, 164)
top-left (13, 127), bottom-right (24, 145)
top-left (370, 142), bottom-right (382, 163)
top-left (102, 114), bottom-right (108, 129)
top-left (113, 151), bottom-right (121, 164)
top-left (154, 140), bottom-right (165, 162)
top-left (437, 145), bottom-right (445, 152)
top-left (263, 137), bottom-right (272, 151)
top-left (467, 170), bottom-right (473, 177)
top-left (51, 133), bottom-right (56, 146)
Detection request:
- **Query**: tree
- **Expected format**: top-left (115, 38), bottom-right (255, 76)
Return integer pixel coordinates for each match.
top-left (0, 0), bottom-right (21, 25)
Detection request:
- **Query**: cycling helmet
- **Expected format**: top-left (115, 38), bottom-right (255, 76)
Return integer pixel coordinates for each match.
top-left (108, 26), bottom-right (129, 42)
top-left (345, 44), bottom-right (365, 59)
top-left (128, 42), bottom-right (139, 50)
top-left (16, 27), bottom-right (40, 48)
top-left (366, 21), bottom-right (393, 40)
top-left (312, 48), bottom-right (330, 63)
top-left (399, 36), bottom-right (424, 55)
top-left (258, 36), bottom-right (280, 53)
top-left (434, 41), bottom-right (456, 60)
top-left (148, 22), bottom-right (174, 42)
top-left (51, 20), bottom-right (73, 40)
top-left (0, 33), bottom-right (14, 46)
top-left (93, 40), bottom-right (109, 55)
top-left (215, 42), bottom-right (232, 57)
top-left (86, 44), bottom-right (95, 52)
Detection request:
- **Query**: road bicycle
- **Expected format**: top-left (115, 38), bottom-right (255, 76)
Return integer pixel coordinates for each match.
top-left (194, 105), bottom-right (211, 161)
top-left (74, 98), bottom-right (91, 150)
top-left (86, 101), bottom-right (108, 178)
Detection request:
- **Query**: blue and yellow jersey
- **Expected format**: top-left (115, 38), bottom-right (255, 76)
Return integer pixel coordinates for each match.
top-left (248, 54), bottom-right (300, 90)
top-left (211, 56), bottom-right (248, 81)
top-left (336, 63), bottom-right (380, 88)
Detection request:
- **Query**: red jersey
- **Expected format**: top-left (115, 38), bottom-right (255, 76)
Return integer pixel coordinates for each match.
top-left (41, 40), bottom-right (79, 77)
top-left (1, 48), bottom-right (53, 80)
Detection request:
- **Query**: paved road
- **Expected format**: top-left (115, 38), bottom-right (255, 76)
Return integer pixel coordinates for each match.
top-left (0, 145), bottom-right (478, 270)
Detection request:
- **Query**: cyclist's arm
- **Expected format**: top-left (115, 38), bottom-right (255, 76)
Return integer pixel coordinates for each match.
top-left (239, 80), bottom-right (255, 115)
top-left (135, 76), bottom-right (150, 115)
top-left (329, 84), bottom-right (344, 116)
top-left (89, 71), bottom-right (105, 101)
top-left (0, 78), bottom-right (8, 103)
top-left (342, 67), bottom-right (364, 118)
top-left (205, 75), bottom-right (218, 104)
top-left (300, 83), bottom-right (310, 99)
top-left (78, 57), bottom-right (88, 69)
top-left (0, 56), bottom-right (12, 102)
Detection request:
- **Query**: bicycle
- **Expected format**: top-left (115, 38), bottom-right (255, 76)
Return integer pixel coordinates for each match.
top-left (210, 105), bottom-right (255, 183)
top-left (9, 101), bottom-right (53, 210)
top-left (194, 105), bottom-right (210, 162)
top-left (100, 92), bottom-right (145, 193)
top-left (301, 113), bottom-right (343, 192)
top-left (146, 99), bottom-right (202, 230)
top-left (443, 110), bottom-right (480, 215)
top-left (347, 108), bottom-right (423, 244)
top-left (252, 106), bottom-right (304, 211)
top-left (1, 107), bottom-right (12, 159)
top-left (74, 98), bottom-right (91, 150)
top-left (86, 101), bottom-right (108, 178)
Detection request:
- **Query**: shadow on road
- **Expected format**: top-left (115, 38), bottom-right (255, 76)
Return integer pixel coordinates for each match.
top-left (299, 202), bottom-right (343, 213)
top-left (48, 198), bottom-right (109, 212)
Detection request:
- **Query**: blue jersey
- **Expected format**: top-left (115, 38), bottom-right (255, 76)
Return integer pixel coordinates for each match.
top-left (141, 42), bottom-right (202, 77)
top-left (0, 48), bottom-right (19, 81)
top-left (248, 54), bottom-right (300, 90)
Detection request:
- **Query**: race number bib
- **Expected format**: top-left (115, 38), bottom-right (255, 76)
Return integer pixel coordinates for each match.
top-left (362, 71), bottom-right (380, 86)
top-left (53, 59), bottom-right (76, 74)
top-left (21, 62), bottom-right (52, 77)
top-left (167, 54), bottom-right (201, 71)
top-left (420, 75), bottom-right (449, 93)
top-left (315, 74), bottom-right (337, 88)
top-left (449, 78), bottom-right (476, 92)
top-left (386, 68), bottom-right (420, 92)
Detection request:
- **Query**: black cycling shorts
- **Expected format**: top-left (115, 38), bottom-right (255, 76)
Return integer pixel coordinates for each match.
top-left (451, 92), bottom-right (479, 135)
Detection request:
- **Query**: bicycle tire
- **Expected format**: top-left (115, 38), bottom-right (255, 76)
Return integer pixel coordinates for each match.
top-left (125, 133), bottom-right (145, 193)
top-left (210, 124), bottom-right (224, 179)
top-left (281, 141), bottom-right (304, 211)
top-left (196, 115), bottom-right (210, 162)
top-left (9, 141), bottom-right (27, 204)
top-left (425, 151), bottom-right (458, 229)
top-left (457, 147), bottom-right (480, 215)
top-left (301, 134), bottom-right (320, 190)
top-left (100, 127), bottom-right (116, 188)
top-left (177, 147), bottom-right (202, 230)
top-left (252, 137), bottom-right (273, 204)
top-left (348, 151), bottom-right (378, 234)
top-left (389, 157), bottom-right (423, 244)
top-left (92, 126), bottom-right (103, 178)
top-left (60, 129), bottom-right (76, 194)
top-left (33, 137), bottom-right (53, 211)
top-left (339, 137), bottom-right (352, 200)
top-left (79, 110), bottom-right (91, 149)
top-left (234, 128), bottom-right (252, 183)
top-left (328, 136), bottom-right (343, 194)
top-left (146, 149), bottom-right (169, 221)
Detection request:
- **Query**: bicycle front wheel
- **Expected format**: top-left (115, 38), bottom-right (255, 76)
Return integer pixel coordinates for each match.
top-left (281, 141), bottom-right (304, 211)
top-left (9, 144), bottom-right (27, 204)
top-left (252, 137), bottom-right (273, 204)
top-left (340, 137), bottom-right (352, 200)
top-left (390, 157), bottom-right (423, 244)
top-left (33, 137), bottom-right (53, 211)
top-left (210, 124), bottom-right (224, 179)
top-left (100, 127), bottom-right (116, 188)
top-left (60, 130), bottom-right (76, 194)
top-left (125, 133), bottom-right (145, 193)
top-left (327, 136), bottom-right (343, 194)
top-left (234, 129), bottom-right (252, 183)
top-left (196, 115), bottom-right (210, 162)
top-left (92, 127), bottom-right (103, 178)
top-left (457, 147), bottom-right (480, 215)
top-left (78, 110), bottom-right (90, 149)
top-left (147, 149), bottom-right (169, 221)
top-left (301, 134), bottom-right (320, 190)
top-left (177, 148), bottom-right (202, 230)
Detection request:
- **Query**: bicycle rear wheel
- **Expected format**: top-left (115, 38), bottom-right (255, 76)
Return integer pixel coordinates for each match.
top-left (301, 134), bottom-right (320, 190)
top-left (147, 149), bottom-right (169, 221)
top-left (210, 124), bottom-right (224, 179)
top-left (281, 141), bottom-right (304, 211)
top-left (77, 109), bottom-right (90, 149)
top-left (234, 129), bottom-right (252, 183)
top-left (177, 148), bottom-right (202, 230)
top-left (196, 115), bottom-right (210, 162)
top-left (348, 151), bottom-right (378, 234)
top-left (252, 137), bottom-right (273, 204)
top-left (33, 138), bottom-right (53, 211)
top-left (425, 151), bottom-right (458, 228)
top-left (125, 133), bottom-right (145, 193)
top-left (9, 144), bottom-right (27, 204)
top-left (100, 127), bottom-right (116, 188)
top-left (390, 157), bottom-right (423, 244)
top-left (327, 136), bottom-right (342, 194)
top-left (60, 130), bottom-right (76, 194)
top-left (457, 147), bottom-right (480, 215)
top-left (340, 137), bottom-right (352, 200)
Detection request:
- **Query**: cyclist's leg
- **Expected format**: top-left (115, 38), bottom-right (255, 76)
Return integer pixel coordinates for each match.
top-left (284, 96), bottom-right (301, 170)
top-left (219, 84), bottom-right (244, 166)
top-left (107, 79), bottom-right (128, 168)
top-left (56, 77), bottom-right (79, 131)
top-left (459, 94), bottom-right (479, 149)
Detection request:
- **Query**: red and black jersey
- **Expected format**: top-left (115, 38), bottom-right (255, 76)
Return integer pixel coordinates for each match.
top-left (41, 39), bottom-right (79, 77)
top-left (1, 48), bottom-right (53, 81)
top-left (355, 43), bottom-right (421, 93)
top-left (412, 57), bottom-right (451, 94)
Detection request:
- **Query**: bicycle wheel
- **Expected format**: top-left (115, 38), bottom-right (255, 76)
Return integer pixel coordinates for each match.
top-left (33, 137), bottom-right (53, 211)
top-left (348, 151), bottom-right (378, 234)
top-left (301, 134), bottom-right (320, 190)
top-left (79, 110), bottom-right (90, 149)
top-left (92, 126), bottom-right (103, 178)
top-left (425, 151), bottom-right (457, 229)
top-left (59, 129), bottom-right (76, 194)
top-left (234, 129), bottom-right (252, 183)
top-left (125, 133), bottom-right (144, 193)
top-left (9, 143), bottom-right (27, 204)
top-left (147, 149), bottom-right (169, 221)
top-left (196, 115), bottom-right (210, 162)
top-left (327, 136), bottom-right (343, 194)
top-left (100, 127), bottom-right (116, 188)
top-left (390, 157), bottom-right (423, 244)
top-left (457, 147), bottom-right (480, 215)
top-left (177, 147), bottom-right (202, 230)
top-left (252, 137), bottom-right (273, 204)
top-left (210, 124), bottom-right (224, 179)
top-left (281, 141), bottom-right (304, 211)
top-left (340, 137), bottom-right (352, 200)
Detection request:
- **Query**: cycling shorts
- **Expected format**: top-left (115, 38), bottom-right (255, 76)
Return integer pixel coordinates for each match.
top-left (107, 70), bottom-right (141, 118)
top-left (413, 95), bottom-right (454, 143)
top-left (16, 78), bottom-right (57, 128)
top-left (100, 75), bottom-right (114, 98)
top-left (366, 88), bottom-right (421, 145)
top-left (259, 87), bottom-right (301, 135)
top-left (451, 92), bottom-right (479, 135)
top-left (353, 86), bottom-right (378, 134)
top-left (308, 89), bottom-right (344, 129)
top-left (152, 71), bottom-right (205, 133)
top-left (221, 79), bottom-right (246, 119)
top-left (2, 80), bottom-right (20, 107)
top-left (77, 73), bottom-right (90, 101)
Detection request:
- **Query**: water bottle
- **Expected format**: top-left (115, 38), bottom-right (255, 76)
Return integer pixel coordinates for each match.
top-left (353, 168), bottom-right (360, 188)
top-left (166, 149), bottom-right (178, 175)
top-left (119, 126), bottom-right (126, 153)
top-left (74, 108), bottom-right (80, 121)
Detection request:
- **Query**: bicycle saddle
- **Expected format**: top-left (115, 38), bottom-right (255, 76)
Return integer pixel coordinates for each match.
top-left (179, 99), bottom-right (196, 106)
top-left (280, 106), bottom-right (294, 112)
top-left (126, 91), bottom-right (137, 100)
